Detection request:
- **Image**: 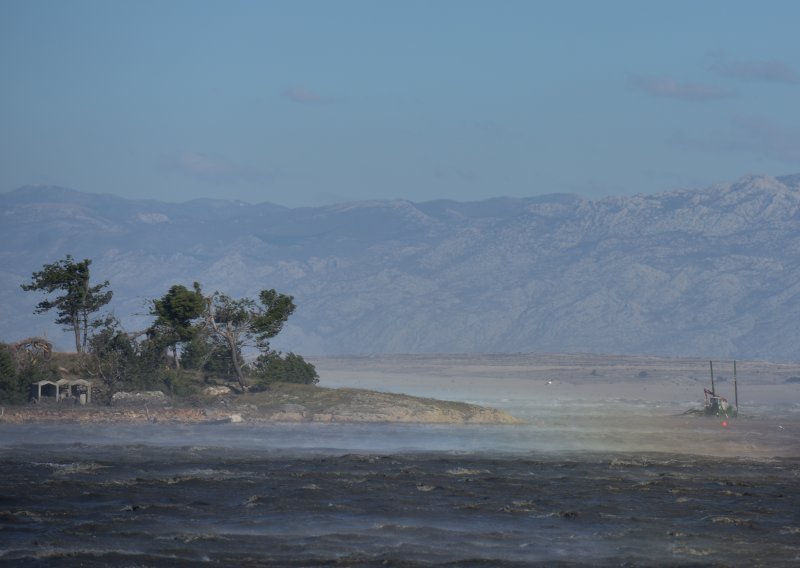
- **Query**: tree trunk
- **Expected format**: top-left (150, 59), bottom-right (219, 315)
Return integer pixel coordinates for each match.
top-left (225, 324), bottom-right (248, 390)
top-left (72, 315), bottom-right (82, 353)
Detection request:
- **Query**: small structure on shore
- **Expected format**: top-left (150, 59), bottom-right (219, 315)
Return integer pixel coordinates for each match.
top-left (31, 379), bottom-right (92, 404)
top-left (703, 361), bottom-right (738, 418)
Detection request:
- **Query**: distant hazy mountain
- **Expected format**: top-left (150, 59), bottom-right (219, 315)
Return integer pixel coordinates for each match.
top-left (2, 175), bottom-right (800, 361)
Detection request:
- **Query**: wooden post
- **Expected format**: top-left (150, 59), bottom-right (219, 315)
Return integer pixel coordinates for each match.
top-left (709, 360), bottom-right (715, 396)
top-left (733, 360), bottom-right (738, 410)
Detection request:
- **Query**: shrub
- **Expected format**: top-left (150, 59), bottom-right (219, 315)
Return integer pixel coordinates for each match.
top-left (252, 351), bottom-right (319, 385)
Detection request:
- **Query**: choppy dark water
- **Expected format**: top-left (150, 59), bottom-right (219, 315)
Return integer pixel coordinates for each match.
top-left (1, 424), bottom-right (799, 567)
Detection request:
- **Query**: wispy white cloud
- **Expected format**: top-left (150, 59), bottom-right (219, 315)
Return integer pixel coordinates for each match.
top-left (628, 73), bottom-right (734, 102)
top-left (709, 53), bottom-right (800, 84)
top-left (284, 86), bottom-right (330, 104)
top-left (158, 151), bottom-right (270, 184)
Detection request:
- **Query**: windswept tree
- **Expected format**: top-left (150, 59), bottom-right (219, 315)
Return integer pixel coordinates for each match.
top-left (150, 282), bottom-right (206, 368)
top-left (21, 255), bottom-right (113, 353)
top-left (204, 289), bottom-right (296, 390)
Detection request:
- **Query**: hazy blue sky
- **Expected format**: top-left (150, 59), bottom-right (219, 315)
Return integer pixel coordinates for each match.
top-left (2, 0), bottom-right (799, 207)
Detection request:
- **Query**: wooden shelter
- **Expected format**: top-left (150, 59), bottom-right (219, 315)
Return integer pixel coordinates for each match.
top-left (31, 379), bottom-right (92, 404)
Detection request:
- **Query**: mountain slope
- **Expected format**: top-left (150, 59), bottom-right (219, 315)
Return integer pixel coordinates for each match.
top-left (2, 175), bottom-right (799, 360)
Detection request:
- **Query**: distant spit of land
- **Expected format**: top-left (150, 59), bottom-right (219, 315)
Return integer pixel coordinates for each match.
top-left (312, 352), bottom-right (800, 409)
top-left (310, 352), bottom-right (800, 458)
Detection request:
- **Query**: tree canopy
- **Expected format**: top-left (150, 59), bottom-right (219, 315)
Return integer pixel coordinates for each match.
top-left (21, 255), bottom-right (112, 353)
top-left (203, 289), bottom-right (296, 390)
top-left (150, 282), bottom-right (206, 367)
top-left (144, 284), bottom-right (315, 391)
top-left (12, 256), bottom-right (316, 403)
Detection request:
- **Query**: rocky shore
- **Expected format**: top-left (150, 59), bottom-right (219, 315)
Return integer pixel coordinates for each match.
top-left (0, 383), bottom-right (523, 425)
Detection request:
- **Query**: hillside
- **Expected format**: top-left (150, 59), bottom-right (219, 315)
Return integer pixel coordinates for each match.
top-left (2, 174), bottom-right (800, 360)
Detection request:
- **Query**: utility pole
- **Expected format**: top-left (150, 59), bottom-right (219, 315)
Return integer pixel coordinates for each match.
top-left (709, 360), bottom-right (715, 396)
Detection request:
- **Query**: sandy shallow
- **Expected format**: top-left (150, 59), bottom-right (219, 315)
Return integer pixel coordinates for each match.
top-left (312, 353), bottom-right (800, 459)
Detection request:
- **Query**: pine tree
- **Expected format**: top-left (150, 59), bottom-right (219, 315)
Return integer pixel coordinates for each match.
top-left (21, 256), bottom-right (112, 353)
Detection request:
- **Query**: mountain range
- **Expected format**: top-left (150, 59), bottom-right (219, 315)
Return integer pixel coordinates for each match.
top-left (2, 174), bottom-right (799, 361)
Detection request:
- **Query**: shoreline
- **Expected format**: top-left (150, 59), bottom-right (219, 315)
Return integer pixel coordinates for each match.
top-left (0, 383), bottom-right (524, 425)
top-left (0, 405), bottom-right (522, 425)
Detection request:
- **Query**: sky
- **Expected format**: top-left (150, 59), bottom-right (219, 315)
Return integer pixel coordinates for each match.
top-left (1, 0), bottom-right (799, 208)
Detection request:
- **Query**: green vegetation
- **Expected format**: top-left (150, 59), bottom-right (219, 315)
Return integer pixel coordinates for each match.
top-left (3, 256), bottom-right (317, 405)
top-left (0, 340), bottom-right (58, 404)
top-left (202, 289), bottom-right (297, 390)
top-left (84, 317), bottom-right (165, 396)
top-left (252, 351), bottom-right (319, 385)
top-left (0, 343), bottom-right (21, 404)
top-left (150, 283), bottom-right (206, 369)
top-left (21, 255), bottom-right (112, 353)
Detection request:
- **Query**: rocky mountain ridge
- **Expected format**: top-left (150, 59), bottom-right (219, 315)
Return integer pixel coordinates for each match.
top-left (2, 174), bottom-right (799, 360)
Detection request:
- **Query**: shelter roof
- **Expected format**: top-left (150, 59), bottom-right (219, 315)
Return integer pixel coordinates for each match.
top-left (53, 378), bottom-right (92, 386)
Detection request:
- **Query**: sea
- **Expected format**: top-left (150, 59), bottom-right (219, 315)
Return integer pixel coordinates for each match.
top-left (1, 413), bottom-right (799, 567)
